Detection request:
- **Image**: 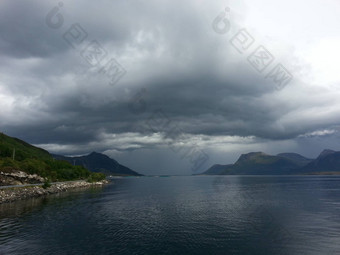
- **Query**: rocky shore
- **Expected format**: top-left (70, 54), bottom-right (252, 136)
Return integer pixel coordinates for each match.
top-left (0, 170), bottom-right (45, 186)
top-left (0, 180), bottom-right (109, 204)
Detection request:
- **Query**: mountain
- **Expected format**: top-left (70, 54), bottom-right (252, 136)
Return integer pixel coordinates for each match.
top-left (202, 151), bottom-right (314, 175)
top-left (53, 152), bottom-right (142, 176)
top-left (204, 164), bottom-right (233, 175)
top-left (319, 149), bottom-right (336, 157)
top-left (299, 149), bottom-right (340, 173)
top-left (276, 153), bottom-right (313, 166)
top-left (0, 132), bottom-right (104, 182)
top-left (0, 132), bottom-right (51, 161)
top-left (223, 152), bottom-right (305, 175)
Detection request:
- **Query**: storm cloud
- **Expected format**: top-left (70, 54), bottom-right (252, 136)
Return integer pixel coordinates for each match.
top-left (1, 0), bottom-right (340, 174)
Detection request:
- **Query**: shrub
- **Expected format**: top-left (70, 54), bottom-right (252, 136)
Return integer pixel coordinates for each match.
top-left (42, 179), bottom-right (51, 189)
top-left (1, 158), bottom-right (20, 169)
top-left (87, 172), bottom-right (106, 183)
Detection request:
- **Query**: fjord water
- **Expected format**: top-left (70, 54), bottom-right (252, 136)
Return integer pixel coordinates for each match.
top-left (1, 176), bottom-right (340, 255)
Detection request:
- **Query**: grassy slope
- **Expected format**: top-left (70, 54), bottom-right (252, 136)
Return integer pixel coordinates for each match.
top-left (0, 133), bottom-right (105, 182)
top-left (0, 133), bottom-right (51, 161)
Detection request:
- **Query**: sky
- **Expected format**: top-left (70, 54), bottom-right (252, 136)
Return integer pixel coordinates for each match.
top-left (1, 0), bottom-right (340, 175)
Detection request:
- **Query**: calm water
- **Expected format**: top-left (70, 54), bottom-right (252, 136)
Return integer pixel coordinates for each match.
top-left (1, 176), bottom-right (340, 255)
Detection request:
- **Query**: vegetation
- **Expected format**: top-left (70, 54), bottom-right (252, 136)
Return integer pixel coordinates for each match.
top-left (42, 178), bottom-right (51, 189)
top-left (0, 132), bottom-right (106, 182)
top-left (87, 172), bottom-right (106, 183)
top-left (0, 132), bottom-right (50, 160)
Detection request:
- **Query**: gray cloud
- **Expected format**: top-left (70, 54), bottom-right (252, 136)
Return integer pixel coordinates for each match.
top-left (1, 0), bottom-right (340, 174)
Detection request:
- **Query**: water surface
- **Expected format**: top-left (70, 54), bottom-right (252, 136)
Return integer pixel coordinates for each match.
top-left (1, 176), bottom-right (340, 254)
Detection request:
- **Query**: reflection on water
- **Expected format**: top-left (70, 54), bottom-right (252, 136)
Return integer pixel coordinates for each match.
top-left (0, 186), bottom-right (105, 254)
top-left (1, 176), bottom-right (340, 255)
top-left (0, 186), bottom-right (105, 218)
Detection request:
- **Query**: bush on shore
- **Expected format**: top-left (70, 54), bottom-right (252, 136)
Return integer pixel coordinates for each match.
top-left (87, 172), bottom-right (106, 183)
top-left (42, 178), bottom-right (51, 189)
top-left (0, 157), bottom-right (105, 182)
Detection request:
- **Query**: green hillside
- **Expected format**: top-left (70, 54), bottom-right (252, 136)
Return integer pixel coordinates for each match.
top-left (0, 132), bottom-right (51, 160)
top-left (0, 132), bottom-right (105, 182)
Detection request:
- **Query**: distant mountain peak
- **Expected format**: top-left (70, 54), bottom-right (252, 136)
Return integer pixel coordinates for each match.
top-left (316, 149), bottom-right (337, 160)
top-left (319, 149), bottom-right (335, 157)
top-left (277, 152), bottom-right (311, 160)
top-left (300, 149), bottom-right (340, 173)
top-left (53, 152), bottom-right (142, 176)
top-left (277, 152), bottom-right (303, 157)
top-left (236, 152), bottom-right (267, 162)
top-left (202, 149), bottom-right (340, 176)
top-left (88, 151), bottom-right (104, 156)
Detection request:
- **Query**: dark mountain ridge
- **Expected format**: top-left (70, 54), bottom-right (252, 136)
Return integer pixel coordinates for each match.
top-left (53, 152), bottom-right (142, 176)
top-left (299, 149), bottom-right (340, 173)
top-left (202, 150), bottom-right (340, 175)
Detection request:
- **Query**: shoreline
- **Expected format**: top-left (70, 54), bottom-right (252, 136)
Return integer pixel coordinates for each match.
top-left (0, 180), bottom-right (109, 204)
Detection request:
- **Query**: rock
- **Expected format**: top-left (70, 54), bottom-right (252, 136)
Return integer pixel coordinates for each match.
top-left (0, 171), bottom-right (45, 186)
top-left (0, 180), bottom-right (110, 204)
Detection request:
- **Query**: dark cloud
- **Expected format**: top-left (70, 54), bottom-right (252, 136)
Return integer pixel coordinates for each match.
top-left (1, 0), bottom-right (340, 174)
